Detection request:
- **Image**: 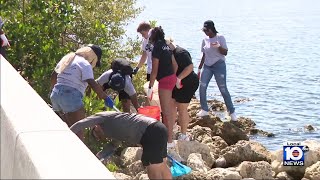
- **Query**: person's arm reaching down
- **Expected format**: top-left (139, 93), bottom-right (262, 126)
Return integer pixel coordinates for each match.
top-left (87, 79), bottom-right (108, 99)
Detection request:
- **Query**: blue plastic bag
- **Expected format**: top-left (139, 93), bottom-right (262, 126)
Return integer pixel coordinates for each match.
top-left (167, 155), bottom-right (192, 177)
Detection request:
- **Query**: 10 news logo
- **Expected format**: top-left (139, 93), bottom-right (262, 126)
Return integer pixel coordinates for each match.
top-left (283, 142), bottom-right (309, 166)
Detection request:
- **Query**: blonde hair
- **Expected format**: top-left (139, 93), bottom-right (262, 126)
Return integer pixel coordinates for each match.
top-left (165, 37), bottom-right (176, 50)
top-left (165, 37), bottom-right (174, 45)
top-left (55, 46), bottom-right (98, 73)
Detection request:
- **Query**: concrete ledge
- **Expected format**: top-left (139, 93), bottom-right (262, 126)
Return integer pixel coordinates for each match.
top-left (0, 55), bottom-right (115, 179)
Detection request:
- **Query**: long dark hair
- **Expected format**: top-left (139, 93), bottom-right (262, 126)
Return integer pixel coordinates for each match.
top-left (149, 26), bottom-right (165, 44)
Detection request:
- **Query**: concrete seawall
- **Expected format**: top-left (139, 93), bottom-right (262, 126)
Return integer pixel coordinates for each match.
top-left (0, 55), bottom-right (115, 179)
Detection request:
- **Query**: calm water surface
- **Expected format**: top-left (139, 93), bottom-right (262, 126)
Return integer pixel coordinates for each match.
top-left (126, 0), bottom-right (320, 150)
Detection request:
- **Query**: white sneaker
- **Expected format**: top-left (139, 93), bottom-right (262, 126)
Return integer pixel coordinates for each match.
top-left (230, 112), bottom-right (237, 121)
top-left (196, 110), bottom-right (209, 117)
top-left (178, 134), bottom-right (190, 141)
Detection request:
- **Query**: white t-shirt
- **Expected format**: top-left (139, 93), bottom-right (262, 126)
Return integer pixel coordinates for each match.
top-left (96, 69), bottom-right (136, 96)
top-left (201, 34), bottom-right (228, 66)
top-left (56, 55), bottom-right (94, 95)
top-left (141, 29), bottom-right (153, 74)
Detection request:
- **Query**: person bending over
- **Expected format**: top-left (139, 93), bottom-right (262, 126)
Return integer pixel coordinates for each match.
top-left (50, 45), bottom-right (109, 140)
top-left (166, 37), bottom-right (199, 141)
top-left (96, 65), bottom-right (140, 113)
top-left (70, 111), bottom-right (172, 179)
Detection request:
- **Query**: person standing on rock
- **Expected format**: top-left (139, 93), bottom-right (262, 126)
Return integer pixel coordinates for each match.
top-left (70, 111), bottom-right (172, 179)
top-left (148, 26), bottom-right (178, 148)
top-left (134, 22), bottom-right (153, 80)
top-left (165, 37), bottom-right (199, 141)
top-left (197, 20), bottom-right (237, 121)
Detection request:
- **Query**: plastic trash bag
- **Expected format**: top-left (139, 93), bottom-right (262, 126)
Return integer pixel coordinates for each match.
top-left (167, 155), bottom-right (191, 177)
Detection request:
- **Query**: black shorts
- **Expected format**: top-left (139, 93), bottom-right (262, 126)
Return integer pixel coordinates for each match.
top-left (118, 90), bottom-right (130, 100)
top-left (140, 121), bottom-right (168, 166)
top-left (172, 74), bottom-right (199, 103)
top-left (147, 74), bottom-right (150, 81)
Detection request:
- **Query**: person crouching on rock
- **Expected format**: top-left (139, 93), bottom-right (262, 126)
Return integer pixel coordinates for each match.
top-left (70, 111), bottom-right (172, 179)
top-left (96, 58), bottom-right (140, 113)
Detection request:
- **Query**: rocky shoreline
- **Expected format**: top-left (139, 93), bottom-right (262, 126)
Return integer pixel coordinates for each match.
top-left (104, 99), bottom-right (320, 180)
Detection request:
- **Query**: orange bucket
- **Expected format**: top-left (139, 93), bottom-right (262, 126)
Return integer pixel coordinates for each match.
top-left (138, 106), bottom-right (161, 121)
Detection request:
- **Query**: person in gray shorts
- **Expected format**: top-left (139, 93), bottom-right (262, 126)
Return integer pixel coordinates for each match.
top-left (70, 111), bottom-right (172, 179)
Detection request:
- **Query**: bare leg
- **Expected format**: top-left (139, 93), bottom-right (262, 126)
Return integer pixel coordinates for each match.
top-left (172, 100), bottom-right (178, 124)
top-left (158, 89), bottom-right (175, 143)
top-left (65, 106), bottom-right (86, 140)
top-left (145, 96), bottom-right (151, 106)
top-left (146, 159), bottom-right (172, 179)
top-left (146, 163), bottom-right (162, 179)
top-left (161, 158), bottom-right (172, 179)
top-left (177, 103), bottom-right (190, 134)
top-left (121, 99), bottom-right (131, 113)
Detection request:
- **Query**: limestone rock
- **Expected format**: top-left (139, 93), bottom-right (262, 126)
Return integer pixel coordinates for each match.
top-left (133, 171), bottom-right (145, 180)
top-left (176, 169), bottom-right (240, 180)
top-left (304, 161), bottom-right (320, 180)
top-left (187, 153), bottom-right (209, 173)
top-left (248, 141), bottom-right (272, 162)
top-left (208, 168), bottom-right (242, 179)
top-left (139, 173), bottom-right (149, 180)
top-left (238, 161), bottom-right (273, 180)
top-left (190, 125), bottom-right (228, 154)
top-left (120, 147), bottom-right (142, 166)
top-left (113, 172), bottom-right (132, 180)
top-left (124, 160), bottom-right (145, 176)
top-left (176, 140), bottom-right (214, 167)
top-left (220, 140), bottom-right (271, 167)
top-left (275, 171), bottom-right (293, 180)
top-left (176, 171), bottom-right (218, 180)
top-left (234, 117), bottom-right (256, 131)
top-left (189, 117), bottom-right (248, 145)
top-left (214, 121), bottom-right (249, 145)
top-left (215, 157), bottom-right (227, 168)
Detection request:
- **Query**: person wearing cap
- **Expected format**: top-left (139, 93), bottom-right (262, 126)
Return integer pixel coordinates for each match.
top-left (50, 45), bottom-right (110, 139)
top-left (70, 111), bottom-right (172, 179)
top-left (96, 68), bottom-right (140, 113)
top-left (134, 22), bottom-right (153, 80)
top-left (197, 20), bottom-right (237, 121)
top-left (165, 37), bottom-right (199, 141)
top-left (0, 17), bottom-right (10, 58)
top-left (148, 26), bottom-right (178, 148)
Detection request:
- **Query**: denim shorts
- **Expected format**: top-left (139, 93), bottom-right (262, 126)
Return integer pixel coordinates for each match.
top-left (50, 85), bottom-right (83, 113)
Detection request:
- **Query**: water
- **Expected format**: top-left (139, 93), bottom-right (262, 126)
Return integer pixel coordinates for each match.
top-left (126, 0), bottom-right (320, 150)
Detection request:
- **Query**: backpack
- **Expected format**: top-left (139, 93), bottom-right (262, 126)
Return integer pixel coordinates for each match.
top-left (110, 58), bottom-right (133, 75)
top-left (102, 58), bottom-right (133, 91)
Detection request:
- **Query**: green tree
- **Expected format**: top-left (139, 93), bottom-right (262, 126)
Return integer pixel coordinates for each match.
top-left (1, 0), bottom-right (143, 102)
